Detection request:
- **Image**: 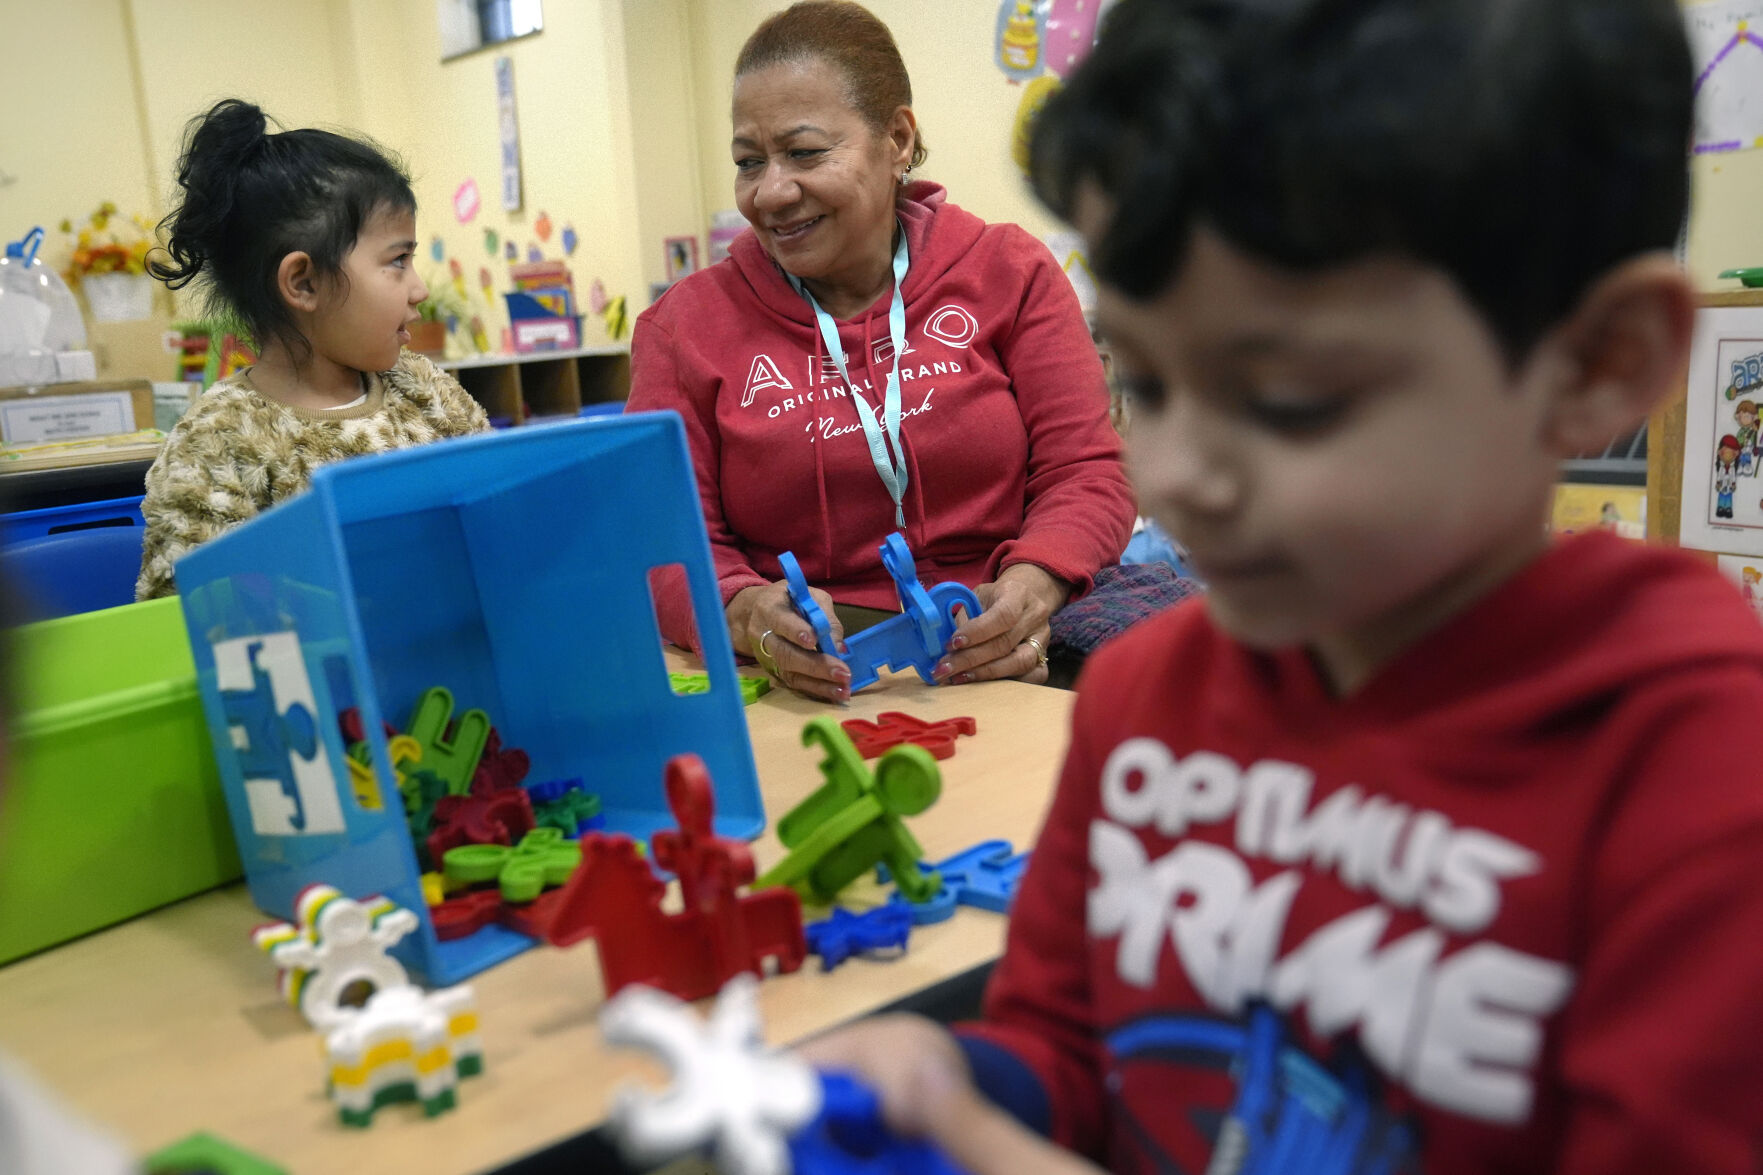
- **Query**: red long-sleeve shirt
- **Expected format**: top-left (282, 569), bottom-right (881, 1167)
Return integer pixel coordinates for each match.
top-left (962, 532), bottom-right (1763, 1173)
top-left (626, 182), bottom-right (1135, 649)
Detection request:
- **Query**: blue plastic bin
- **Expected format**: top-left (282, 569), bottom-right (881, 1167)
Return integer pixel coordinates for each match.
top-left (0, 495), bottom-right (146, 542)
top-left (174, 413), bottom-right (764, 985)
top-left (1, 526), bottom-right (145, 620)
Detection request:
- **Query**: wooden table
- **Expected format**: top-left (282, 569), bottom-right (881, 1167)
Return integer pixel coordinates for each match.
top-left (0, 663), bottom-right (1075, 1173)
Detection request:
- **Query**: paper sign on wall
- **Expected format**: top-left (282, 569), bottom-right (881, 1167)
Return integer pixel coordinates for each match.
top-left (1680, 305), bottom-right (1763, 556)
top-left (1717, 554), bottom-right (1763, 623)
top-left (1688, 0), bottom-right (1763, 154)
top-left (455, 178), bottom-right (481, 224)
top-left (497, 55), bottom-right (522, 211)
top-left (0, 390), bottom-right (135, 444)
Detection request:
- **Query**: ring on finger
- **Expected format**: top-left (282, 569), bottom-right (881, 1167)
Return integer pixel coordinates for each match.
top-left (1023, 635), bottom-right (1049, 667)
top-left (758, 629), bottom-right (779, 675)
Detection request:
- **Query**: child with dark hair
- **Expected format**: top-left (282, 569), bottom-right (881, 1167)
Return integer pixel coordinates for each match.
top-left (802, 2), bottom-right (1763, 1173)
top-left (136, 99), bottom-right (487, 600)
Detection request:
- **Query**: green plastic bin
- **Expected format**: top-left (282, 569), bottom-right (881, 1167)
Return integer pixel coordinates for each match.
top-left (0, 595), bottom-right (241, 965)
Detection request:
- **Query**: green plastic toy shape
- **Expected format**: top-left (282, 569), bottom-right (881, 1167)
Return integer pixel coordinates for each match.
top-left (443, 827), bottom-right (581, 902)
top-left (753, 716), bottom-right (942, 904)
top-left (404, 686), bottom-right (492, 797)
top-left (145, 1131), bottom-right (288, 1175)
top-left (532, 787), bottom-right (602, 835)
top-left (668, 671), bottom-right (773, 705)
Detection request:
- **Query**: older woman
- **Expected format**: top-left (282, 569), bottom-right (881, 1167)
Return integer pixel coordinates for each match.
top-left (627, 0), bottom-right (1135, 702)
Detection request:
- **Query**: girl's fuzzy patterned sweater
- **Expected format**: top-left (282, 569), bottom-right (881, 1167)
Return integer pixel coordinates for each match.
top-left (136, 350), bottom-right (488, 600)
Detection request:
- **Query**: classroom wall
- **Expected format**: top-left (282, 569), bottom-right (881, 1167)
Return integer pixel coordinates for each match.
top-left (2, 0), bottom-right (669, 382)
top-left (0, 0), bottom-right (355, 380)
top-left (621, 0), bottom-right (713, 293)
top-left (0, 0), bottom-right (168, 381)
top-left (4, 0), bottom-right (1063, 388)
top-left (338, 0), bottom-right (651, 350)
top-left (14, 0), bottom-right (1756, 390)
top-left (680, 1), bottom-right (1064, 244)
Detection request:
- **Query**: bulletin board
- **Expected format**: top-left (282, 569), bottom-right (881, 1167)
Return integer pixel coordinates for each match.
top-left (1657, 287), bottom-right (1763, 553)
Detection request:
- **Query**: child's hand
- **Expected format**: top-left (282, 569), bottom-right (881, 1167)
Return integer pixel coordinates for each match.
top-left (797, 1014), bottom-right (1106, 1175)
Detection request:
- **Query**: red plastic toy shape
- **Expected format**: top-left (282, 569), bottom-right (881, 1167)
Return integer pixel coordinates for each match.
top-left (469, 728), bottom-right (532, 795)
top-left (425, 787), bottom-right (536, 871)
top-left (430, 880), bottom-right (573, 943)
top-left (651, 755), bottom-right (755, 908)
top-left (545, 754), bottom-right (806, 1001)
top-left (839, 712), bottom-right (977, 761)
top-left (430, 888), bottom-right (502, 941)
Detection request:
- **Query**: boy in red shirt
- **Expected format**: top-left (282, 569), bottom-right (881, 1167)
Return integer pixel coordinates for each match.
top-left (803, 1), bottom-right (1763, 1172)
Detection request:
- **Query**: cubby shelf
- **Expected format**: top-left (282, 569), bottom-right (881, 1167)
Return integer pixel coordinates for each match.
top-left (436, 344), bottom-right (631, 427)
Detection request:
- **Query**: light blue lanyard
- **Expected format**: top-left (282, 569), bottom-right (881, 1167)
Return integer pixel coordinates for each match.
top-left (787, 226), bottom-right (911, 530)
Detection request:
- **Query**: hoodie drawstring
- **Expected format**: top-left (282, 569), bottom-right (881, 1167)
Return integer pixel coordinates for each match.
top-left (813, 326), bottom-right (834, 580)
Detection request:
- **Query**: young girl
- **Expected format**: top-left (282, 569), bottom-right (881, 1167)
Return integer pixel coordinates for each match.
top-left (136, 98), bottom-right (488, 600)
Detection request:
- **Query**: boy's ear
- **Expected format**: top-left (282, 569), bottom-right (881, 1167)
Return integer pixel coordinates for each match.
top-left (1538, 253), bottom-right (1695, 457)
top-left (276, 251), bottom-right (321, 313)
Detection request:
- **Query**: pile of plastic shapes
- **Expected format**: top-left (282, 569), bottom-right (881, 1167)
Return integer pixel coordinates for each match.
top-left (336, 688), bottom-right (609, 944)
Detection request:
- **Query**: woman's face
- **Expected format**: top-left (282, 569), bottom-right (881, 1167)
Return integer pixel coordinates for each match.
top-left (731, 58), bottom-right (912, 294)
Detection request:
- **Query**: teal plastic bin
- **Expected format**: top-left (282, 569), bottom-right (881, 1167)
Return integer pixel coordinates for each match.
top-left (174, 413), bottom-right (763, 985)
top-left (0, 596), bottom-right (239, 965)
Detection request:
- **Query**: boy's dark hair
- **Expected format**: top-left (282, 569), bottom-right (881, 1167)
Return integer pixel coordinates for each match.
top-left (148, 99), bottom-right (416, 357)
top-left (1031, 0), bottom-right (1693, 359)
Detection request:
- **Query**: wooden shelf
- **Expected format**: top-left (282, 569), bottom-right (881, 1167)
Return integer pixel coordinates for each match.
top-left (435, 346), bottom-right (631, 425)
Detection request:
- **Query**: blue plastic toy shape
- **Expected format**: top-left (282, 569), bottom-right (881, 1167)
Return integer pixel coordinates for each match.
top-left (214, 632), bottom-right (343, 837)
top-left (781, 550), bottom-right (841, 656)
top-left (780, 534), bottom-right (981, 692)
top-left (883, 840), bottom-right (1030, 918)
top-left (1105, 1004), bottom-right (1418, 1174)
top-left (793, 1070), bottom-right (972, 1175)
top-left (221, 642), bottom-right (320, 801)
top-left (804, 904), bottom-right (914, 971)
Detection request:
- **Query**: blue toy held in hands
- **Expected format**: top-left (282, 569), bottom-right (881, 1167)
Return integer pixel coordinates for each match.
top-left (780, 534), bottom-right (982, 692)
top-left (601, 975), bottom-right (973, 1175)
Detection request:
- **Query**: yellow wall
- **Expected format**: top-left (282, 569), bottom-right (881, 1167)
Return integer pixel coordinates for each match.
top-left (0, 0), bottom-right (168, 379)
top-left (344, 0), bottom-right (666, 349)
top-left (1689, 136), bottom-right (1763, 286)
top-left (3, 0), bottom-right (667, 380)
top-left (619, 0), bottom-right (713, 292)
top-left (13, 0), bottom-right (1761, 387)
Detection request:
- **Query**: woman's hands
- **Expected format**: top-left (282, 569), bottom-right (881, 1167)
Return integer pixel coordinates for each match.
top-left (935, 563), bottom-right (1070, 686)
top-left (797, 1014), bottom-right (1104, 1175)
top-left (730, 562), bottom-right (1068, 700)
top-left (728, 581), bottom-right (853, 703)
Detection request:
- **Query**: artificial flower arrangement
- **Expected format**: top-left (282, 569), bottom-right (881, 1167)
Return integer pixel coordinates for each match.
top-left (59, 202), bottom-right (154, 284)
